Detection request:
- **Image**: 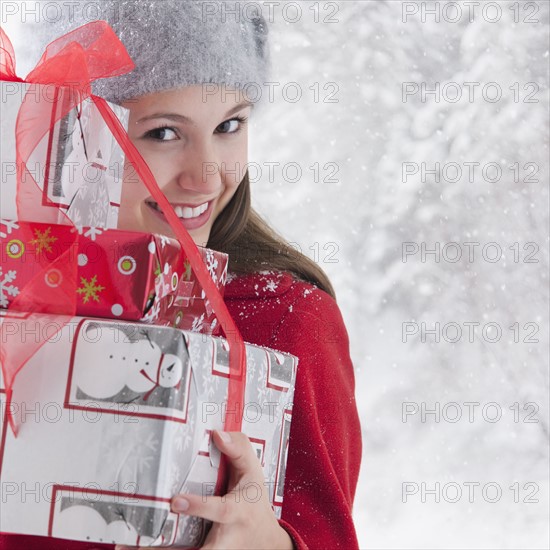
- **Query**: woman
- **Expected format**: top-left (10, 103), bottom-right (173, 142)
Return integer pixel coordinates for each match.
top-left (1, 1), bottom-right (362, 548)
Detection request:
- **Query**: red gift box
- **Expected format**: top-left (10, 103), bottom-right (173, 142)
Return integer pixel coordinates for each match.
top-left (0, 220), bottom-right (228, 334)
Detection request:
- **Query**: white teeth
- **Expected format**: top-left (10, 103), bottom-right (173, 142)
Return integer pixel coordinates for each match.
top-left (182, 207), bottom-right (194, 219)
top-left (196, 202), bottom-right (208, 215)
top-left (171, 202), bottom-right (209, 219)
top-left (150, 201), bottom-right (209, 219)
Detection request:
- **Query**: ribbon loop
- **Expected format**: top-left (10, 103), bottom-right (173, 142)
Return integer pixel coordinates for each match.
top-left (26, 21), bottom-right (134, 90)
top-left (0, 27), bottom-right (20, 81)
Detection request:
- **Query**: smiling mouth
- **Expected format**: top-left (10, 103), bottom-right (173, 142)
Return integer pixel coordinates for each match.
top-left (146, 201), bottom-right (210, 220)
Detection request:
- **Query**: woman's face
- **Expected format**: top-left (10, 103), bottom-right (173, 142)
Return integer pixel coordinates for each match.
top-left (118, 86), bottom-right (251, 246)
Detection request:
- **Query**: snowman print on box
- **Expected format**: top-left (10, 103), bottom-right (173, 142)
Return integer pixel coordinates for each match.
top-left (50, 487), bottom-right (180, 547)
top-left (67, 320), bottom-right (192, 423)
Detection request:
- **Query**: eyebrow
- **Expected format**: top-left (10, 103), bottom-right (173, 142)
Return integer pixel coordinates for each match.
top-left (136, 100), bottom-right (254, 125)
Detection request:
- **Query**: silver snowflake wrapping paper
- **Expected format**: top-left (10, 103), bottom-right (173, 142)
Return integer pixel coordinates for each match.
top-left (0, 313), bottom-right (297, 547)
top-left (0, 81), bottom-right (128, 228)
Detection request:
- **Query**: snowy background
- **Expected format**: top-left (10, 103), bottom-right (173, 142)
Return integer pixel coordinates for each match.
top-left (252, 2), bottom-right (549, 548)
top-left (3, 1), bottom-right (549, 548)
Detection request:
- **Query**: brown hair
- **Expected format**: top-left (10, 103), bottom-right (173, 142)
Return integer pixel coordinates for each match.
top-left (207, 172), bottom-right (336, 300)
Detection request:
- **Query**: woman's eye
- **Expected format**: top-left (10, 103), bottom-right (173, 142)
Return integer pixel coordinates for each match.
top-left (145, 127), bottom-right (179, 141)
top-left (216, 116), bottom-right (248, 134)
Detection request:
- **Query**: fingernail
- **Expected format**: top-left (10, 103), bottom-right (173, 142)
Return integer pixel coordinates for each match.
top-left (218, 430), bottom-right (231, 444)
top-left (173, 496), bottom-right (190, 512)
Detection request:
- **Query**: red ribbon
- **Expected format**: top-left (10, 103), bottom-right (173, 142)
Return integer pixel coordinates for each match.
top-left (0, 22), bottom-right (245, 493)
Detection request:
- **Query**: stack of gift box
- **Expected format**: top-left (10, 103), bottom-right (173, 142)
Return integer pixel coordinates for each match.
top-left (0, 27), bottom-right (297, 548)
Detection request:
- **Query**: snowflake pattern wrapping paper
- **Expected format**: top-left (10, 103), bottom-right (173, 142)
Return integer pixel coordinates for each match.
top-left (0, 313), bottom-right (297, 547)
top-left (0, 81), bottom-right (128, 228)
top-left (0, 220), bottom-right (228, 334)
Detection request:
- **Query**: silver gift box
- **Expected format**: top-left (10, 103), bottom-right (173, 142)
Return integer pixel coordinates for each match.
top-left (0, 314), bottom-right (297, 546)
top-left (0, 81), bottom-right (128, 228)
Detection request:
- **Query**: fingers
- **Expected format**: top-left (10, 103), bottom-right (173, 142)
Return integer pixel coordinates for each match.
top-left (171, 488), bottom-right (263, 525)
top-left (167, 432), bottom-right (266, 528)
top-left (117, 431), bottom-right (264, 548)
top-left (211, 430), bottom-right (262, 477)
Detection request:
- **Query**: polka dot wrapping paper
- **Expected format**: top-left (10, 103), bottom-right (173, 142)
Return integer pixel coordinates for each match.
top-left (0, 220), bottom-right (228, 336)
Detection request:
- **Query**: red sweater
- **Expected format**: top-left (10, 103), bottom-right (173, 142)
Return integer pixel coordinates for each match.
top-left (0, 271), bottom-right (362, 549)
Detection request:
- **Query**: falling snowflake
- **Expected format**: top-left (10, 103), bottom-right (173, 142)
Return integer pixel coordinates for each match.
top-left (0, 220), bottom-right (19, 238)
top-left (0, 268), bottom-right (19, 307)
top-left (76, 275), bottom-right (105, 303)
top-left (263, 279), bottom-right (279, 293)
top-left (30, 226), bottom-right (57, 253)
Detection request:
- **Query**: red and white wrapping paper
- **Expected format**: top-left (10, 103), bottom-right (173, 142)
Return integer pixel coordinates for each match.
top-left (0, 221), bottom-right (228, 334)
top-left (0, 312), bottom-right (297, 547)
top-left (0, 81), bottom-right (128, 228)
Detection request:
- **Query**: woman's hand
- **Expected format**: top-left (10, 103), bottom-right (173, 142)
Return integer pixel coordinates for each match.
top-left (115, 430), bottom-right (294, 550)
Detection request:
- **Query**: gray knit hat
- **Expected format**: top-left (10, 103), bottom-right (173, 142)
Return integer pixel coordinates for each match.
top-left (36, 0), bottom-right (271, 105)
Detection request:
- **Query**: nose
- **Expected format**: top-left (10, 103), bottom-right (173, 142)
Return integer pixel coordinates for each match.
top-left (173, 139), bottom-right (222, 196)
